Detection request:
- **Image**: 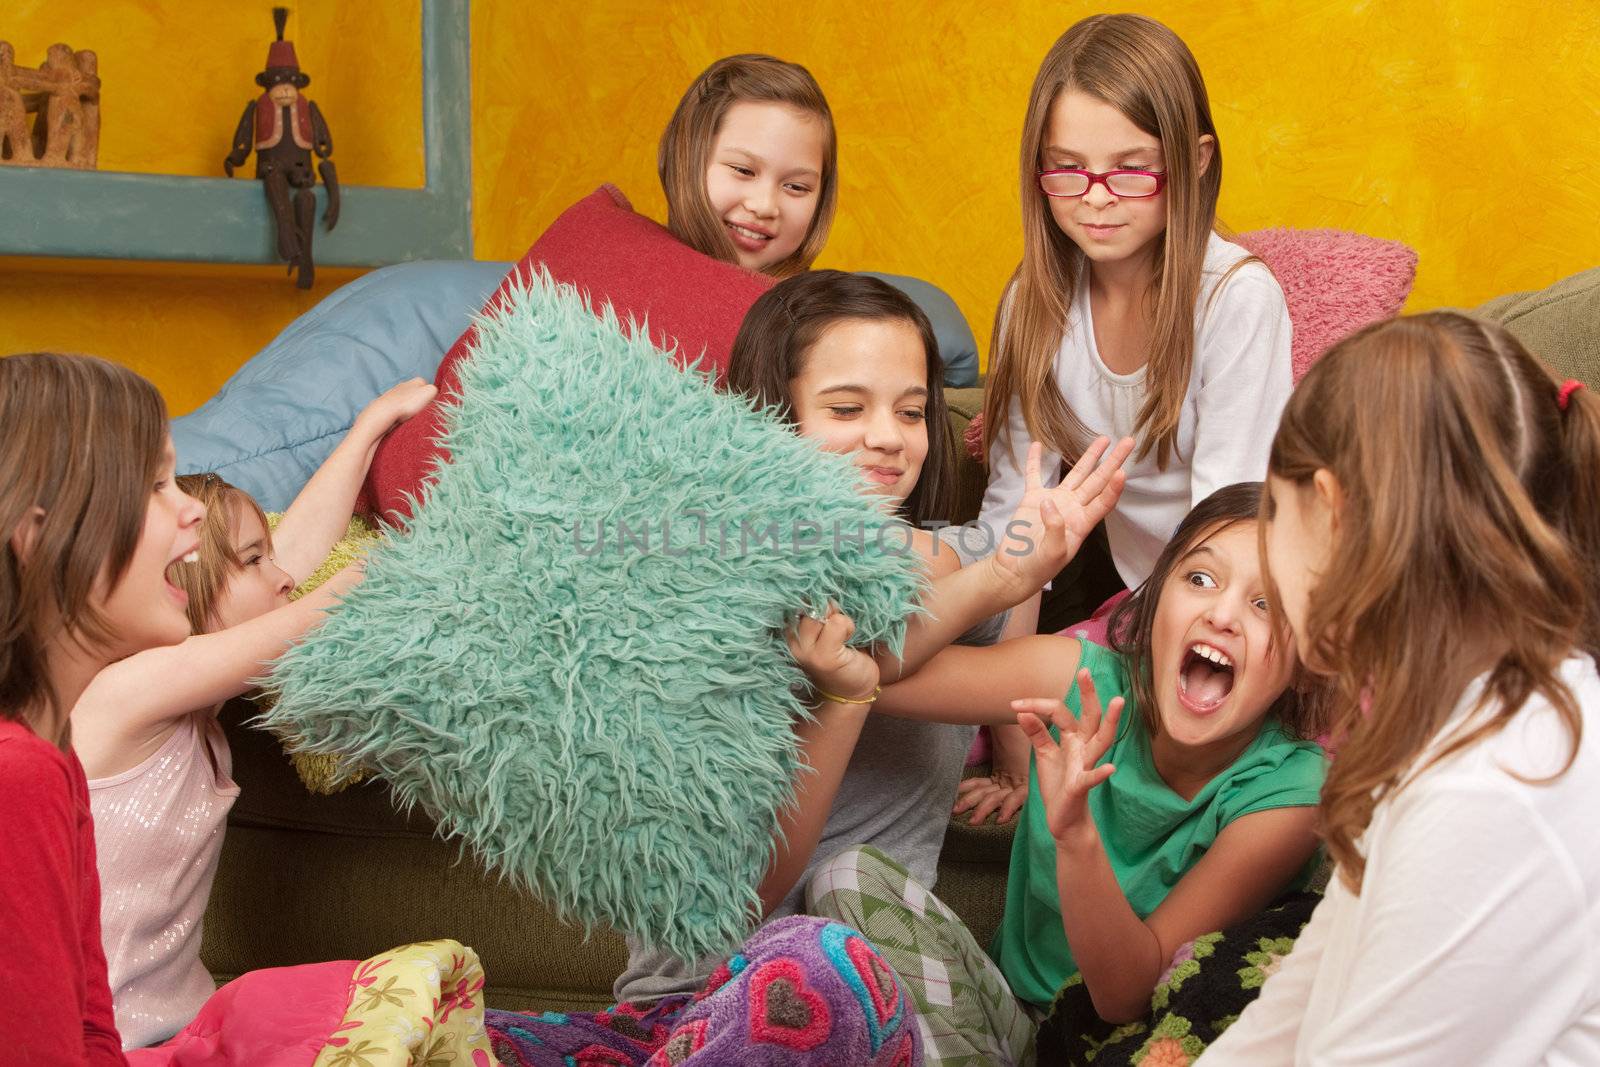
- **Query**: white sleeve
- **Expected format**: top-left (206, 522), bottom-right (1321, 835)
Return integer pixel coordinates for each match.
top-left (1224, 783), bottom-right (1591, 1065)
top-left (1189, 266), bottom-right (1293, 508)
top-left (968, 284), bottom-right (1063, 566)
top-left (1195, 875), bottom-right (1331, 1064)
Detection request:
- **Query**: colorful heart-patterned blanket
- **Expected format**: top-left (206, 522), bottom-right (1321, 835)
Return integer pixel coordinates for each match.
top-left (484, 915), bottom-right (922, 1066)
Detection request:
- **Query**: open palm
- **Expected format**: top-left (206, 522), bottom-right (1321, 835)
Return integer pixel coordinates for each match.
top-left (995, 437), bottom-right (1133, 599)
top-left (1014, 668), bottom-right (1122, 840)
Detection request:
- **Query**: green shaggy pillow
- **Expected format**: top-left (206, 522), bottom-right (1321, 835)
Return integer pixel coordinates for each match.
top-left (259, 271), bottom-right (924, 961)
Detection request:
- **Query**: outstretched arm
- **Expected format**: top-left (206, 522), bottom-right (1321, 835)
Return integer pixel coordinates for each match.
top-left (72, 563), bottom-right (363, 775)
top-left (1021, 673), bottom-right (1320, 1024)
top-left (880, 436), bottom-right (1132, 683)
top-left (271, 378), bottom-right (435, 583)
top-left (874, 633), bottom-right (1081, 726)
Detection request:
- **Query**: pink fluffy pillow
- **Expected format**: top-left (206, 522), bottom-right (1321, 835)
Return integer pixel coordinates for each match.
top-left (962, 228), bottom-right (1417, 461)
top-left (1232, 227), bottom-right (1417, 383)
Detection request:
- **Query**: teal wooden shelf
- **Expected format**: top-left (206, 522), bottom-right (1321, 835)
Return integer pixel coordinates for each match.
top-left (0, 0), bottom-right (471, 266)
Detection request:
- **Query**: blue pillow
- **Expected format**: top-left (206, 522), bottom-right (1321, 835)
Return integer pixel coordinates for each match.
top-left (171, 260), bottom-right (508, 511)
top-left (173, 262), bottom-right (978, 511)
top-left (863, 271), bottom-right (980, 388)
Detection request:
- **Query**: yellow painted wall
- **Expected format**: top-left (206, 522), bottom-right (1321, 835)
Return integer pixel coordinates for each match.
top-left (0, 1), bottom-right (421, 414)
top-left (4, 1), bottom-right (1599, 415)
top-left (4, 1), bottom-right (422, 183)
top-left (475, 0), bottom-right (1600, 364)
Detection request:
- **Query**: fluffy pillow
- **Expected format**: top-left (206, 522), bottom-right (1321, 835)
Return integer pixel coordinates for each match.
top-left (1233, 227), bottom-right (1417, 383)
top-left (259, 270), bottom-right (923, 961)
top-left (962, 228), bottom-right (1418, 460)
top-left (364, 185), bottom-right (775, 522)
top-left (171, 261), bottom-right (508, 511)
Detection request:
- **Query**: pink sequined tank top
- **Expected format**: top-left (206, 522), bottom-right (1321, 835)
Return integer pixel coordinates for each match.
top-left (89, 713), bottom-right (239, 1048)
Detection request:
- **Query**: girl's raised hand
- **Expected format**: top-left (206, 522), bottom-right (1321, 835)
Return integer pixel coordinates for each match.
top-left (1013, 668), bottom-right (1121, 841)
top-left (995, 438), bottom-right (1133, 600)
top-left (356, 377), bottom-right (439, 438)
top-left (786, 602), bottom-right (880, 706)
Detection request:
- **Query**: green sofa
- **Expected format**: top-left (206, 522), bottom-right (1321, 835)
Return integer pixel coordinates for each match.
top-left (197, 267), bottom-right (1599, 1012)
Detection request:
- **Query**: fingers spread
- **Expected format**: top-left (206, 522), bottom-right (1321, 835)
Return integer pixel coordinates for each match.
top-left (1060, 436), bottom-right (1109, 491)
top-left (1024, 441), bottom-right (1043, 491)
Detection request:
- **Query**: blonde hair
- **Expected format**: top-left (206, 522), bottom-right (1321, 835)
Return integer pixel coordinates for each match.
top-left (658, 54), bottom-right (837, 279)
top-left (983, 13), bottom-right (1229, 471)
top-left (1, 352), bottom-right (169, 741)
top-left (172, 473), bottom-right (273, 635)
top-left (1271, 312), bottom-right (1600, 893)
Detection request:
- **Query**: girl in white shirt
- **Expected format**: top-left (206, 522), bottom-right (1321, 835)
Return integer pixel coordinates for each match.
top-left (966, 13), bottom-right (1293, 822)
top-left (1203, 311), bottom-right (1600, 1065)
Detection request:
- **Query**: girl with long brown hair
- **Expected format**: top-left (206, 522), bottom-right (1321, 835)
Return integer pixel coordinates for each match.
top-left (966, 11), bottom-right (1296, 829)
top-left (614, 270), bottom-right (1130, 1018)
top-left (70, 378), bottom-right (432, 1049)
top-left (809, 483), bottom-right (1328, 1065)
top-left (1204, 313), bottom-right (1600, 1063)
top-left (658, 53), bottom-right (837, 278)
top-left (1, 351), bottom-right (206, 1063)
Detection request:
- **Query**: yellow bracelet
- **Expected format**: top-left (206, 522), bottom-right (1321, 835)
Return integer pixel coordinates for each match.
top-left (814, 685), bottom-right (881, 705)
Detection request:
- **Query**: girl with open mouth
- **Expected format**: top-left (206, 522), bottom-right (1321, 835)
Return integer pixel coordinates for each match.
top-left (806, 482), bottom-right (1330, 1064)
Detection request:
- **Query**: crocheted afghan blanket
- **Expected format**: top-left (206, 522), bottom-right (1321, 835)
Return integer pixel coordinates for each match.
top-left (257, 270), bottom-right (924, 962)
top-left (1037, 891), bottom-right (1321, 1066)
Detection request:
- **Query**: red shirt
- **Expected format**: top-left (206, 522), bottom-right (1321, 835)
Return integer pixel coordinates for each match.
top-left (0, 718), bottom-right (126, 1064)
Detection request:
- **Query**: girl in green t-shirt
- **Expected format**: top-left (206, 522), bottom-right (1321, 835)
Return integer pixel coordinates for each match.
top-left (808, 482), bottom-right (1329, 1067)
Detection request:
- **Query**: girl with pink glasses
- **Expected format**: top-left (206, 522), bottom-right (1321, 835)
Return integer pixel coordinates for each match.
top-left (963, 13), bottom-right (1297, 825)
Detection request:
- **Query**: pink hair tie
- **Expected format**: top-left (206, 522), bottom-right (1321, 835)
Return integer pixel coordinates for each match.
top-left (1558, 379), bottom-right (1586, 411)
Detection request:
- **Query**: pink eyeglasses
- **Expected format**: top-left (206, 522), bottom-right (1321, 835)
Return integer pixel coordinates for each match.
top-left (1037, 168), bottom-right (1167, 199)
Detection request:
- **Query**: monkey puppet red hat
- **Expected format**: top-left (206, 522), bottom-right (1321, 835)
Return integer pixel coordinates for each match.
top-left (224, 7), bottom-right (338, 288)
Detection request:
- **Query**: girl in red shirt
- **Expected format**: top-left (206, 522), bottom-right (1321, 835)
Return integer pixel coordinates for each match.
top-left (0, 352), bottom-right (205, 1065)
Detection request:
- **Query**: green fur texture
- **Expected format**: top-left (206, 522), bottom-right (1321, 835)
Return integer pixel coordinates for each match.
top-left (258, 271), bottom-right (924, 960)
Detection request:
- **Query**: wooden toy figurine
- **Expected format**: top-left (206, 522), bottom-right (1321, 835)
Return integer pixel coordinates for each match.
top-left (225, 8), bottom-right (339, 288)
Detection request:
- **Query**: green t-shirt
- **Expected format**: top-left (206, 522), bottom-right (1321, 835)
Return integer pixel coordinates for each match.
top-left (990, 641), bottom-right (1328, 1007)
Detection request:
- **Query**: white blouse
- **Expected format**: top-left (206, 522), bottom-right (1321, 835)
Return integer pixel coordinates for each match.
top-left (1201, 655), bottom-right (1600, 1066)
top-left (976, 232), bottom-right (1292, 588)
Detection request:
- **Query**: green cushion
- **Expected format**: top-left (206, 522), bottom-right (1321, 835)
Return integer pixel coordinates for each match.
top-left (257, 271), bottom-right (924, 963)
top-left (1475, 267), bottom-right (1600, 383)
top-left (204, 703), bottom-right (1016, 1009)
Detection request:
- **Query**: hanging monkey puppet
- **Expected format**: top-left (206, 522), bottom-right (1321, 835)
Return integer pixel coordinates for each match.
top-left (225, 8), bottom-right (339, 288)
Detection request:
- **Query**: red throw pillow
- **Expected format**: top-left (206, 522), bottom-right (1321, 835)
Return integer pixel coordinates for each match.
top-left (365, 184), bottom-right (775, 522)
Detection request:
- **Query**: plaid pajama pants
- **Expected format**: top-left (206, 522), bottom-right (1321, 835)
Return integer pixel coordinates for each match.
top-left (806, 846), bottom-right (1037, 1067)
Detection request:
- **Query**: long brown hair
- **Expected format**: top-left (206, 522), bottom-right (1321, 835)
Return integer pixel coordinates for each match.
top-left (1109, 481), bottom-right (1327, 741)
top-left (726, 270), bottom-right (954, 527)
top-left (171, 473), bottom-right (274, 635)
top-left (1271, 312), bottom-right (1600, 892)
top-left (983, 14), bottom-right (1226, 471)
top-left (1, 352), bottom-right (169, 740)
top-left (658, 54), bottom-right (837, 280)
